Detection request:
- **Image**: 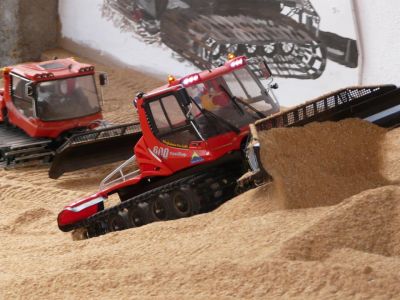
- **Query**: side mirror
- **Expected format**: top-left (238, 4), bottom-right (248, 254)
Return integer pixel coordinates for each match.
top-left (99, 73), bottom-right (109, 86)
top-left (133, 92), bottom-right (144, 109)
top-left (25, 82), bottom-right (34, 97)
top-left (271, 83), bottom-right (279, 89)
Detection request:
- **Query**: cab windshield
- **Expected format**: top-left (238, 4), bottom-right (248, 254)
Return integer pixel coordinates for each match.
top-left (186, 66), bottom-right (277, 137)
top-left (35, 75), bottom-right (101, 121)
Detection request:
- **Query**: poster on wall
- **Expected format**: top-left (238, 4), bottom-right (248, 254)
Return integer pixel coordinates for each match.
top-left (100, 0), bottom-right (359, 106)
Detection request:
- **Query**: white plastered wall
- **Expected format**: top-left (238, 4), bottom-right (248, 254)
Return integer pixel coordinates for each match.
top-left (354, 0), bottom-right (400, 85)
top-left (58, 0), bottom-right (195, 76)
top-left (58, 0), bottom-right (400, 105)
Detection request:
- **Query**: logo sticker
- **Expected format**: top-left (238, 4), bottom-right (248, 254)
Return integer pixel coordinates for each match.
top-left (190, 152), bottom-right (204, 164)
top-left (170, 151), bottom-right (187, 158)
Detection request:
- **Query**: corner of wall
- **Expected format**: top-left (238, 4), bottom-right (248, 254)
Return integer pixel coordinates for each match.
top-left (350, 0), bottom-right (364, 85)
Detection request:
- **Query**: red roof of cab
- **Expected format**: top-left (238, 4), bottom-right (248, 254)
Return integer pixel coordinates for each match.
top-left (9, 58), bottom-right (94, 81)
top-left (143, 56), bottom-right (248, 101)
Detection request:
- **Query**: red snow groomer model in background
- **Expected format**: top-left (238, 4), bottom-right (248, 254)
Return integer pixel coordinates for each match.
top-left (58, 55), bottom-right (280, 237)
top-left (0, 58), bottom-right (141, 178)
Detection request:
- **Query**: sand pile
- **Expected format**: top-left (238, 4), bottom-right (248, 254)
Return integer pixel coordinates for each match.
top-left (278, 185), bottom-right (400, 260)
top-left (1, 49), bottom-right (400, 299)
top-left (259, 119), bottom-right (390, 209)
top-left (0, 173), bottom-right (84, 234)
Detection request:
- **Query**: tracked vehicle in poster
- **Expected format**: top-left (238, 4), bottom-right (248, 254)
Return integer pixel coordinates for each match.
top-left (104, 0), bottom-right (358, 79)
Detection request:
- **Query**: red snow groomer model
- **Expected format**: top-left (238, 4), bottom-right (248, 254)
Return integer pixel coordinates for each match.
top-left (58, 55), bottom-right (400, 239)
top-left (0, 58), bottom-right (141, 178)
top-left (58, 56), bottom-right (280, 237)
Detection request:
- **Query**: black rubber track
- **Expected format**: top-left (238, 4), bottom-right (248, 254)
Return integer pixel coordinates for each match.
top-left (62, 162), bottom-right (244, 238)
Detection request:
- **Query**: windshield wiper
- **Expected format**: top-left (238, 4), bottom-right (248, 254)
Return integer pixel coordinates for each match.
top-left (189, 97), bottom-right (240, 134)
top-left (219, 84), bottom-right (266, 119)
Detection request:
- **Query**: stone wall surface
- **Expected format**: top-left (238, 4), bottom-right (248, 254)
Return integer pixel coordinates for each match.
top-left (0, 0), bottom-right (58, 66)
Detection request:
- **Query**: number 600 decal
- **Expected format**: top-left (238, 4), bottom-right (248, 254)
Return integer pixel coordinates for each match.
top-left (152, 146), bottom-right (169, 159)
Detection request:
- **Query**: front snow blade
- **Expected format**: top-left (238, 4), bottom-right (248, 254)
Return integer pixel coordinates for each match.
top-left (49, 123), bottom-right (142, 179)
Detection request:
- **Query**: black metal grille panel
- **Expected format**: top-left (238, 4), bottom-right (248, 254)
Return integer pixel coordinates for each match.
top-left (58, 123), bottom-right (142, 152)
top-left (255, 85), bottom-right (397, 131)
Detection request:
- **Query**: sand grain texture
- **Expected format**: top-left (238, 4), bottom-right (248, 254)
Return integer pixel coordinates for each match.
top-left (259, 119), bottom-right (389, 209)
top-left (1, 49), bottom-right (400, 299)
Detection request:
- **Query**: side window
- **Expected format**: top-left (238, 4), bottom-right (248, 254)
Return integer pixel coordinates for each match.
top-left (149, 100), bottom-right (170, 135)
top-left (161, 95), bottom-right (187, 127)
top-left (12, 76), bottom-right (34, 118)
top-left (148, 94), bottom-right (199, 148)
top-left (233, 68), bottom-right (262, 99)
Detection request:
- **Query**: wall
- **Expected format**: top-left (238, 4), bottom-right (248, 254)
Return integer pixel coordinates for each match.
top-left (0, 1), bottom-right (19, 66)
top-left (0, 0), bottom-right (59, 66)
top-left (354, 0), bottom-right (400, 85)
top-left (58, 0), bottom-right (398, 106)
top-left (58, 0), bottom-right (194, 76)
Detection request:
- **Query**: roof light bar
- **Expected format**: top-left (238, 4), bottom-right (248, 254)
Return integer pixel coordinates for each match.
top-left (79, 66), bottom-right (95, 73)
top-left (34, 72), bottom-right (55, 79)
top-left (181, 73), bottom-right (200, 86)
top-left (230, 57), bottom-right (245, 68)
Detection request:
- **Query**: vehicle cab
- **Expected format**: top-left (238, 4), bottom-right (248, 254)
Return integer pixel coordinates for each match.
top-left (132, 55), bottom-right (280, 178)
top-left (1, 58), bottom-right (106, 138)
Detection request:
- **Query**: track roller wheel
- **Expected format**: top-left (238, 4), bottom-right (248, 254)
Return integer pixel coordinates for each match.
top-left (169, 185), bottom-right (200, 218)
top-left (264, 43), bottom-right (277, 57)
top-left (86, 221), bottom-right (105, 238)
top-left (107, 211), bottom-right (129, 232)
top-left (279, 42), bottom-right (296, 55)
top-left (148, 194), bottom-right (173, 221)
top-left (127, 203), bottom-right (149, 227)
top-left (71, 228), bottom-right (89, 241)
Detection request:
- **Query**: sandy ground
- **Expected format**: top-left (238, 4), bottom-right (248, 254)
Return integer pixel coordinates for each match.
top-left (1, 49), bottom-right (400, 299)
